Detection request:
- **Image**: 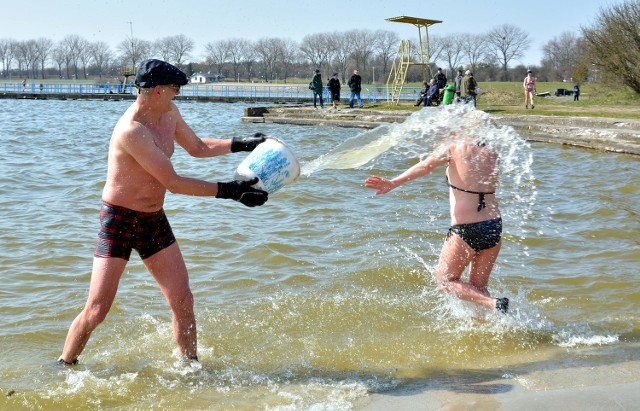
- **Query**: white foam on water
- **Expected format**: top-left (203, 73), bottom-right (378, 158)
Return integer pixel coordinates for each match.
top-left (552, 330), bottom-right (619, 347)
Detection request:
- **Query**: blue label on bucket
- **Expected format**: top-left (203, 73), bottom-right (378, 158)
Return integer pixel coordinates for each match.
top-left (247, 147), bottom-right (294, 193)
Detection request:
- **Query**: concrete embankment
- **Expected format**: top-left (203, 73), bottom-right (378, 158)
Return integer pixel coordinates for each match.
top-left (242, 106), bottom-right (640, 156)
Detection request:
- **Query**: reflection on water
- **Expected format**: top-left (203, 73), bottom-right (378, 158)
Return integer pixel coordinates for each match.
top-left (0, 100), bottom-right (638, 409)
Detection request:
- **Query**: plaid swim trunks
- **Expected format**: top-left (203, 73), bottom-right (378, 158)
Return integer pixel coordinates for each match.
top-left (94, 201), bottom-right (176, 260)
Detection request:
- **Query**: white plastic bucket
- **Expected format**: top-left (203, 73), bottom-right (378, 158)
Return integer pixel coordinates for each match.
top-left (234, 137), bottom-right (300, 193)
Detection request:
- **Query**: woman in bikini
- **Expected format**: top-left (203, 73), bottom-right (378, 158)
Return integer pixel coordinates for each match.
top-left (365, 136), bottom-right (509, 313)
top-left (523, 69), bottom-right (536, 109)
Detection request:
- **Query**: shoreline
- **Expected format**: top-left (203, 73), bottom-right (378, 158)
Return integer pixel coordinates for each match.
top-left (243, 106), bottom-right (640, 156)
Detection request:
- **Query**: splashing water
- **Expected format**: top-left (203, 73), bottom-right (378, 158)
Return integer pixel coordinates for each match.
top-left (302, 104), bottom-right (537, 238)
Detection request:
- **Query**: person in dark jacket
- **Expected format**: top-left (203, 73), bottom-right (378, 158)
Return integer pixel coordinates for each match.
top-left (424, 79), bottom-right (440, 106)
top-left (573, 84), bottom-right (580, 101)
top-left (310, 69), bottom-right (324, 109)
top-left (327, 72), bottom-right (341, 109)
top-left (415, 79), bottom-right (440, 107)
top-left (434, 67), bottom-right (447, 89)
top-left (347, 69), bottom-right (363, 108)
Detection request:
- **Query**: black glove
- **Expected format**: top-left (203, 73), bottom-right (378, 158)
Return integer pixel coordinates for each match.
top-left (231, 133), bottom-right (267, 153)
top-left (216, 177), bottom-right (268, 207)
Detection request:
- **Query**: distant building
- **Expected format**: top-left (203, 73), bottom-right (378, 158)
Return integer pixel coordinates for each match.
top-left (190, 73), bottom-right (225, 83)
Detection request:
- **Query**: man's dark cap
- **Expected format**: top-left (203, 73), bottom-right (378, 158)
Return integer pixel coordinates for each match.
top-left (135, 59), bottom-right (188, 88)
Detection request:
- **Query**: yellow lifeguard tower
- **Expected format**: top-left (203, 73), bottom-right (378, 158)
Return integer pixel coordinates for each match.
top-left (385, 16), bottom-right (442, 105)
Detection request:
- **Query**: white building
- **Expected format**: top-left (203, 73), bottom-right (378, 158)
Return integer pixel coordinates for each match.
top-left (190, 73), bottom-right (225, 84)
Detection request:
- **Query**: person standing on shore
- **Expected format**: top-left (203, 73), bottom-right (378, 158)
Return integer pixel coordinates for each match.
top-left (58, 59), bottom-right (268, 366)
top-left (310, 69), bottom-right (325, 109)
top-left (327, 72), bottom-right (341, 109)
top-left (365, 134), bottom-right (509, 314)
top-left (454, 69), bottom-right (463, 102)
top-left (348, 69), bottom-right (363, 109)
top-left (460, 70), bottom-right (478, 108)
top-left (524, 70), bottom-right (536, 109)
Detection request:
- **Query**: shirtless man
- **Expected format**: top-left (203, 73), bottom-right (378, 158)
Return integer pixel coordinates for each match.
top-left (365, 136), bottom-right (509, 313)
top-left (58, 59), bottom-right (268, 365)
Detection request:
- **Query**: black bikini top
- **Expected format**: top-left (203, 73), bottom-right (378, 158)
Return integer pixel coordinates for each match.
top-left (446, 176), bottom-right (495, 212)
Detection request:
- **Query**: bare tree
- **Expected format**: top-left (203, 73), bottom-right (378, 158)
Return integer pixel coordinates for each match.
top-left (60, 35), bottom-right (89, 79)
top-left (327, 31), bottom-right (355, 83)
top-left (32, 38), bottom-right (53, 79)
top-left (77, 38), bottom-right (92, 79)
top-left (372, 30), bottom-right (399, 83)
top-left (16, 40), bottom-right (40, 79)
top-left (51, 45), bottom-right (68, 79)
top-left (0, 38), bottom-right (17, 78)
top-left (203, 39), bottom-right (230, 76)
top-left (541, 32), bottom-right (581, 81)
top-left (486, 24), bottom-right (531, 79)
top-left (439, 33), bottom-right (465, 77)
top-left (299, 32), bottom-right (332, 70)
top-left (582, 0), bottom-right (640, 93)
top-left (254, 37), bottom-right (285, 82)
top-left (349, 29), bottom-right (375, 76)
top-left (117, 36), bottom-right (151, 68)
top-left (154, 38), bottom-right (173, 62)
top-left (156, 34), bottom-right (194, 68)
top-left (279, 38), bottom-right (299, 83)
top-left (460, 33), bottom-right (487, 72)
top-left (239, 39), bottom-right (256, 82)
top-left (89, 41), bottom-right (114, 79)
top-left (226, 38), bottom-right (247, 81)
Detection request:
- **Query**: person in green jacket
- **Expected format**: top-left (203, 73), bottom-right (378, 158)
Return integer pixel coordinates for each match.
top-left (309, 69), bottom-right (325, 109)
top-left (460, 70), bottom-right (478, 108)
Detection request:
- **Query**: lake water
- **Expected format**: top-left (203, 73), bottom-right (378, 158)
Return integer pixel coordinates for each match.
top-left (0, 99), bottom-right (638, 410)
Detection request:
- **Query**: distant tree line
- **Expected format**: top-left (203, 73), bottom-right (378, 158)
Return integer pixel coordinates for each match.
top-left (0, 0), bottom-right (637, 92)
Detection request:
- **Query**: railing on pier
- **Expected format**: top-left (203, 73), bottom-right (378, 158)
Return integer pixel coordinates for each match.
top-left (0, 81), bottom-right (423, 103)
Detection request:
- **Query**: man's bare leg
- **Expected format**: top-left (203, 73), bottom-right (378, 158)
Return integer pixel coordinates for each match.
top-left (60, 257), bottom-right (127, 363)
top-left (144, 242), bottom-right (197, 359)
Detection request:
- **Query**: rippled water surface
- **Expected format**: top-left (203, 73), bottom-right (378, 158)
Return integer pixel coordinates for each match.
top-left (0, 99), bottom-right (638, 410)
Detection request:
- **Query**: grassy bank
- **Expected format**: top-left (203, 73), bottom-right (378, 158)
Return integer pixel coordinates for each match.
top-left (367, 82), bottom-right (640, 120)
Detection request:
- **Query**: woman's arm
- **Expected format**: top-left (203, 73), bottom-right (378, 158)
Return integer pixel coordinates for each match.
top-left (365, 145), bottom-right (450, 195)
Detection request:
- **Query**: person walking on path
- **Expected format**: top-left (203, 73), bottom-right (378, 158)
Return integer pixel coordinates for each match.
top-left (327, 72), bottom-right (341, 109)
top-left (365, 134), bottom-right (509, 314)
top-left (58, 59), bottom-right (268, 366)
top-left (524, 70), bottom-right (536, 109)
top-left (348, 69), bottom-right (363, 109)
top-left (310, 69), bottom-right (325, 109)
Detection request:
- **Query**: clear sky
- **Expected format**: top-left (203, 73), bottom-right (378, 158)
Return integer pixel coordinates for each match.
top-left (1, 0), bottom-right (611, 67)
